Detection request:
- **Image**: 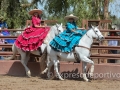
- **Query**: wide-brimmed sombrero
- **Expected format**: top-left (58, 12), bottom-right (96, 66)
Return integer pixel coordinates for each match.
top-left (29, 9), bottom-right (42, 15)
top-left (64, 14), bottom-right (78, 21)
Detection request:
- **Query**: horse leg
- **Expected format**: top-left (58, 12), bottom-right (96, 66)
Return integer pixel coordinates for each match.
top-left (41, 55), bottom-right (55, 79)
top-left (82, 62), bottom-right (89, 81)
top-left (19, 51), bottom-right (31, 77)
top-left (24, 52), bottom-right (30, 65)
top-left (53, 60), bottom-right (64, 80)
top-left (46, 60), bottom-right (61, 80)
top-left (80, 54), bottom-right (94, 82)
top-left (89, 64), bottom-right (94, 79)
top-left (41, 55), bottom-right (50, 74)
top-left (46, 61), bottom-right (54, 79)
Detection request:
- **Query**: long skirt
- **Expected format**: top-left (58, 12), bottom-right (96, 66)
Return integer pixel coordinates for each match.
top-left (15, 26), bottom-right (50, 51)
top-left (50, 30), bottom-right (87, 52)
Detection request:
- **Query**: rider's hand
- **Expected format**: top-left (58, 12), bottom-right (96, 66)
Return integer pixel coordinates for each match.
top-left (42, 26), bottom-right (45, 27)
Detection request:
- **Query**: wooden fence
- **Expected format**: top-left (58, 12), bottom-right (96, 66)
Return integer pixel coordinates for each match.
top-left (0, 29), bottom-right (120, 64)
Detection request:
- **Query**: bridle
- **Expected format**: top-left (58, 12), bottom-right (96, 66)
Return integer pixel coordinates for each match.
top-left (86, 27), bottom-right (101, 41)
top-left (55, 24), bottom-right (63, 34)
top-left (77, 27), bottom-right (101, 51)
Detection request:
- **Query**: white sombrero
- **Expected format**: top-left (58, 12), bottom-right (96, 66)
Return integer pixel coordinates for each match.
top-left (29, 9), bottom-right (42, 15)
top-left (64, 14), bottom-right (78, 21)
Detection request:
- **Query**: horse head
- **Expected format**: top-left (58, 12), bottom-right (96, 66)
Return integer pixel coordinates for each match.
top-left (90, 25), bottom-right (104, 41)
top-left (55, 23), bottom-right (64, 35)
top-left (44, 23), bottom-right (64, 44)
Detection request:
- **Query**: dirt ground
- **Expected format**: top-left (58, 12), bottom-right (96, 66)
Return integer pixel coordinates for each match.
top-left (0, 75), bottom-right (120, 90)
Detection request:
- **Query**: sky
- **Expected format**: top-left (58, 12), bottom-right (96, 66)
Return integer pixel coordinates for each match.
top-left (28, 0), bottom-right (44, 10)
top-left (28, 0), bottom-right (120, 18)
top-left (109, 0), bottom-right (120, 18)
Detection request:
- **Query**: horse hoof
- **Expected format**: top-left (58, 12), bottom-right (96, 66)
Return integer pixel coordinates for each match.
top-left (27, 75), bottom-right (31, 78)
top-left (60, 78), bottom-right (64, 81)
top-left (88, 79), bottom-right (91, 82)
top-left (83, 79), bottom-right (91, 82)
top-left (27, 74), bottom-right (31, 78)
top-left (46, 78), bottom-right (49, 80)
top-left (26, 71), bottom-right (31, 78)
top-left (41, 72), bottom-right (45, 74)
top-left (89, 77), bottom-right (94, 80)
top-left (46, 77), bottom-right (51, 80)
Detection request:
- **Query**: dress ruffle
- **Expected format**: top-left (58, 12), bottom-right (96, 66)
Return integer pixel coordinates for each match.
top-left (15, 27), bottom-right (50, 51)
top-left (50, 30), bottom-right (87, 52)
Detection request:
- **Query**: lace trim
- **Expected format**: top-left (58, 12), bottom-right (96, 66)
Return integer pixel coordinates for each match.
top-left (22, 28), bottom-right (49, 39)
top-left (15, 43), bottom-right (38, 51)
top-left (15, 28), bottom-right (50, 51)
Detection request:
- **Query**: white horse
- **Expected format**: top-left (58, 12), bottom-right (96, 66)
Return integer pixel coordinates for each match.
top-left (5, 23), bottom-right (64, 77)
top-left (41, 26), bottom-right (104, 82)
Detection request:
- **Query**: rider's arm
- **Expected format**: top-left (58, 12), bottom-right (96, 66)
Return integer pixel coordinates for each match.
top-left (66, 23), bottom-right (78, 33)
top-left (77, 27), bottom-right (85, 29)
top-left (71, 29), bottom-right (78, 33)
top-left (34, 25), bottom-right (42, 28)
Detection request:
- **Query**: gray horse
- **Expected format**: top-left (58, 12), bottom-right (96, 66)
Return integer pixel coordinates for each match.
top-left (5, 23), bottom-right (64, 77)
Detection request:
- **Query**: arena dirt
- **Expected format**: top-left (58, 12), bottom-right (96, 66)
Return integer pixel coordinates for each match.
top-left (0, 75), bottom-right (120, 90)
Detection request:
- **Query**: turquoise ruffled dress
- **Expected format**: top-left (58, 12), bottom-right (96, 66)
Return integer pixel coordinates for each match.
top-left (50, 22), bottom-right (87, 52)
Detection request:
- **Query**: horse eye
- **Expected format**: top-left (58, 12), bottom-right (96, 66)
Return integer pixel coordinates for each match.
top-left (96, 31), bottom-right (98, 32)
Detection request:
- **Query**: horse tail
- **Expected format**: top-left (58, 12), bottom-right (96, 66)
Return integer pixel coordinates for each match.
top-left (40, 47), bottom-right (47, 72)
top-left (5, 43), bottom-right (18, 60)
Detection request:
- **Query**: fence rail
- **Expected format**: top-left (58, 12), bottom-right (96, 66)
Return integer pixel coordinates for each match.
top-left (0, 29), bottom-right (120, 63)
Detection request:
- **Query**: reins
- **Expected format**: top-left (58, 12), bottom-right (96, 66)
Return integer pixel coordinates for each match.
top-left (76, 27), bottom-right (99, 51)
top-left (77, 45), bottom-right (90, 51)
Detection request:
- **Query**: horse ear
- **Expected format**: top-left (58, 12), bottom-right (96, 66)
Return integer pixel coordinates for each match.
top-left (97, 26), bottom-right (99, 28)
top-left (56, 23), bottom-right (59, 26)
top-left (91, 24), bottom-right (94, 28)
top-left (61, 23), bottom-right (63, 26)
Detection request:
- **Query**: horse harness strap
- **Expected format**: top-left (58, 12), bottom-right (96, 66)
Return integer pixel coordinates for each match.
top-left (38, 47), bottom-right (42, 56)
top-left (76, 45), bottom-right (90, 51)
top-left (86, 33), bottom-right (91, 39)
top-left (73, 45), bottom-right (90, 63)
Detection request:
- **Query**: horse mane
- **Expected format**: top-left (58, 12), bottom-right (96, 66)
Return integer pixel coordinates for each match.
top-left (41, 25), bottom-right (57, 70)
top-left (44, 25), bottom-right (57, 44)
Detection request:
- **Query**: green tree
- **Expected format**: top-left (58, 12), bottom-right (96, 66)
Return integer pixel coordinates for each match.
top-left (0, 0), bottom-right (117, 28)
top-left (0, 0), bottom-right (31, 28)
top-left (42, 0), bottom-right (115, 26)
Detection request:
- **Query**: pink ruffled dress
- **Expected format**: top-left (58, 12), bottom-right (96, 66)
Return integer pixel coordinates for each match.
top-left (15, 16), bottom-right (50, 51)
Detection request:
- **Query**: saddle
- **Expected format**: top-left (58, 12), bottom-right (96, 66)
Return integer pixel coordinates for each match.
top-left (29, 47), bottom-right (42, 62)
top-left (65, 48), bottom-right (80, 63)
top-left (73, 52), bottom-right (80, 63)
top-left (73, 45), bottom-right (90, 63)
top-left (38, 47), bottom-right (42, 56)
